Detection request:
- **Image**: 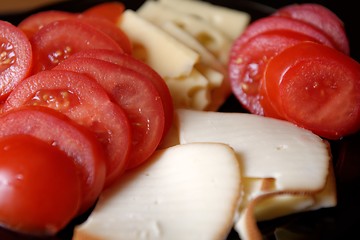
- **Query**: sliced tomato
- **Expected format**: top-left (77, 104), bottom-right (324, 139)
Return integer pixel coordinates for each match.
top-left (76, 15), bottom-right (132, 54)
top-left (17, 10), bottom-right (76, 39)
top-left (0, 134), bottom-right (81, 236)
top-left (82, 1), bottom-right (125, 24)
top-left (3, 70), bottom-right (132, 188)
top-left (30, 18), bottom-right (123, 73)
top-left (0, 20), bottom-right (32, 101)
top-left (274, 3), bottom-right (349, 54)
top-left (230, 16), bottom-right (336, 57)
top-left (69, 49), bottom-right (173, 138)
top-left (264, 41), bottom-right (360, 139)
top-left (229, 29), bottom-right (318, 116)
top-left (54, 57), bottom-right (165, 170)
top-left (0, 106), bottom-right (106, 216)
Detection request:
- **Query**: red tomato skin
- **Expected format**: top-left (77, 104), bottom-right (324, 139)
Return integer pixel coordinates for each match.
top-left (30, 18), bottom-right (123, 72)
top-left (17, 10), bottom-right (76, 39)
top-left (0, 134), bottom-right (81, 236)
top-left (265, 42), bottom-right (360, 139)
top-left (69, 49), bottom-right (174, 139)
top-left (77, 15), bottom-right (132, 55)
top-left (82, 1), bottom-right (125, 24)
top-left (0, 106), bottom-right (107, 214)
top-left (0, 20), bottom-right (32, 101)
top-left (54, 57), bottom-right (165, 171)
top-left (3, 70), bottom-right (132, 189)
top-left (274, 3), bottom-right (349, 55)
top-left (229, 29), bottom-right (318, 116)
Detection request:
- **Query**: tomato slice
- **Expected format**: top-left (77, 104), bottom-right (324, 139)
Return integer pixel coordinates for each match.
top-left (3, 70), bottom-right (132, 188)
top-left (230, 16), bottom-right (336, 57)
top-left (54, 57), bottom-right (165, 170)
top-left (17, 10), bottom-right (76, 39)
top-left (264, 41), bottom-right (360, 139)
top-left (0, 106), bottom-right (106, 216)
top-left (69, 49), bottom-right (173, 139)
top-left (77, 15), bottom-right (132, 54)
top-left (82, 1), bottom-right (125, 24)
top-left (0, 20), bottom-right (32, 101)
top-left (274, 3), bottom-right (349, 54)
top-left (229, 29), bottom-right (318, 115)
top-left (0, 134), bottom-right (81, 236)
top-left (30, 18), bottom-right (123, 72)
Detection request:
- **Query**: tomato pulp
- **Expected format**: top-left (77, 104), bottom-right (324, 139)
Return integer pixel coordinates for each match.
top-left (264, 42), bottom-right (360, 139)
top-left (0, 20), bottom-right (32, 101)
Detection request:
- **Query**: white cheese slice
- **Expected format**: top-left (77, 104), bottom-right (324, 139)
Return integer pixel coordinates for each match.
top-left (73, 143), bottom-right (242, 240)
top-left (137, 0), bottom-right (232, 65)
top-left (159, 0), bottom-right (251, 40)
top-left (174, 109), bottom-right (331, 191)
top-left (118, 9), bottom-right (199, 78)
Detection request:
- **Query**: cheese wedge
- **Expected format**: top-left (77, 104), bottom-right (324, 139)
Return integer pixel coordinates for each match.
top-left (118, 9), bottom-right (199, 78)
top-left (168, 109), bottom-right (336, 239)
top-left (159, 0), bottom-right (251, 40)
top-left (174, 109), bottom-right (331, 191)
top-left (73, 143), bottom-right (242, 240)
top-left (137, 0), bottom-right (232, 65)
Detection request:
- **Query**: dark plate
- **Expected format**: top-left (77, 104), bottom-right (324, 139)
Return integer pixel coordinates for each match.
top-left (1, 1), bottom-right (359, 240)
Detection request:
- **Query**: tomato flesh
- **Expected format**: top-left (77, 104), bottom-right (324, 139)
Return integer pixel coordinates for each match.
top-left (3, 70), bottom-right (132, 188)
top-left (82, 1), bottom-right (125, 24)
top-left (30, 18), bottom-right (123, 72)
top-left (69, 49), bottom-right (173, 139)
top-left (17, 10), bottom-right (76, 39)
top-left (0, 20), bottom-right (32, 101)
top-left (264, 42), bottom-right (360, 139)
top-left (55, 57), bottom-right (165, 170)
top-left (0, 106), bottom-right (107, 215)
top-left (0, 134), bottom-right (81, 236)
top-left (229, 30), bottom-right (318, 115)
top-left (274, 3), bottom-right (349, 54)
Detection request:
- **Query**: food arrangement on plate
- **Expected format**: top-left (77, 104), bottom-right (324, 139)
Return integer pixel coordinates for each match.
top-left (0, 0), bottom-right (359, 239)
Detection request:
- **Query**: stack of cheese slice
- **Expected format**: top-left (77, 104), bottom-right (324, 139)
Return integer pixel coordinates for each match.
top-left (117, 0), bottom-right (250, 111)
top-left (73, 109), bottom-right (336, 240)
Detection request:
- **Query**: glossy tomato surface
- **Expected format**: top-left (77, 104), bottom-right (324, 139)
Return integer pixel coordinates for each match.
top-left (0, 1), bottom-right (359, 240)
top-left (0, 106), bottom-right (107, 217)
top-left (0, 134), bottom-right (81, 236)
top-left (3, 70), bottom-right (132, 188)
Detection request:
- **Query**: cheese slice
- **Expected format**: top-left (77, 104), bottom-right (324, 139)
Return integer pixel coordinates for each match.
top-left (118, 9), bottom-right (199, 78)
top-left (73, 143), bottom-right (242, 240)
top-left (159, 0), bottom-right (251, 40)
top-left (174, 109), bottom-right (331, 191)
top-left (137, 0), bottom-right (232, 65)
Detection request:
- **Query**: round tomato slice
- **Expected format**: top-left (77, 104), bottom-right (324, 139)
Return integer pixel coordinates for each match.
top-left (54, 57), bottom-right (165, 170)
top-left (76, 15), bottom-right (132, 54)
top-left (17, 10), bottom-right (76, 39)
top-left (0, 106), bottom-right (106, 216)
top-left (265, 41), bottom-right (360, 139)
top-left (274, 3), bottom-right (349, 55)
top-left (69, 49), bottom-right (173, 138)
top-left (0, 20), bottom-right (32, 101)
top-left (3, 70), bottom-right (132, 188)
top-left (229, 29), bottom-right (318, 116)
top-left (82, 1), bottom-right (125, 24)
top-left (230, 16), bottom-right (336, 58)
top-left (0, 134), bottom-right (81, 236)
top-left (30, 18), bottom-right (123, 72)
